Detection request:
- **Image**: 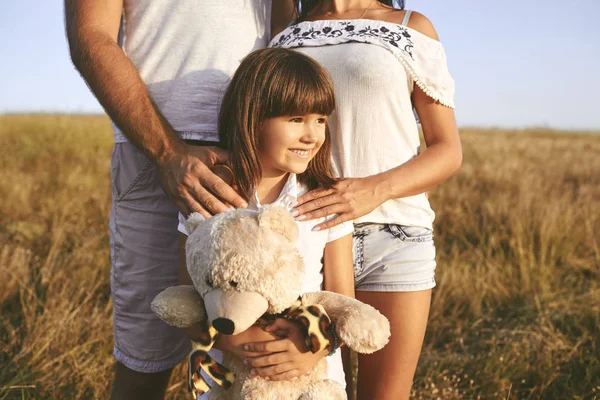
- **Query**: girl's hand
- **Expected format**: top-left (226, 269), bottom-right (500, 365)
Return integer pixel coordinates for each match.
top-left (213, 325), bottom-right (279, 361)
top-left (292, 177), bottom-right (387, 230)
top-left (242, 318), bottom-right (329, 381)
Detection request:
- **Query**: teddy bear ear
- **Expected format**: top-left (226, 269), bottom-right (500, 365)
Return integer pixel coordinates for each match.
top-left (258, 205), bottom-right (299, 243)
top-left (184, 212), bottom-right (206, 234)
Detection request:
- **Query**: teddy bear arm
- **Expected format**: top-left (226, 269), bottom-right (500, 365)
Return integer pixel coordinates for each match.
top-left (302, 291), bottom-right (391, 354)
top-left (301, 291), bottom-right (359, 320)
top-left (151, 285), bottom-right (207, 328)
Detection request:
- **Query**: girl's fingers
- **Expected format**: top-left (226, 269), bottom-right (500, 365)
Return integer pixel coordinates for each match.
top-left (250, 362), bottom-right (296, 378)
top-left (264, 318), bottom-right (296, 333)
top-left (235, 345), bottom-right (266, 359)
top-left (243, 338), bottom-right (290, 354)
top-left (244, 351), bottom-right (288, 368)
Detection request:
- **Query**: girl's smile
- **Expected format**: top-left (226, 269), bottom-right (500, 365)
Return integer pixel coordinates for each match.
top-left (288, 148), bottom-right (313, 158)
top-left (259, 114), bottom-right (328, 177)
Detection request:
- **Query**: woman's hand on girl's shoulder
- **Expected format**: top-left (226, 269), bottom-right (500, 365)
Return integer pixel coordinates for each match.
top-left (242, 318), bottom-right (329, 381)
top-left (292, 177), bottom-right (387, 230)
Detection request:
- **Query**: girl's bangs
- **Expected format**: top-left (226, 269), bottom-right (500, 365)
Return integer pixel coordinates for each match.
top-left (263, 56), bottom-right (335, 118)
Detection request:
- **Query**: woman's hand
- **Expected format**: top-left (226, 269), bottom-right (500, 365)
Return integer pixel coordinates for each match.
top-left (292, 177), bottom-right (387, 230)
top-left (242, 318), bottom-right (329, 381)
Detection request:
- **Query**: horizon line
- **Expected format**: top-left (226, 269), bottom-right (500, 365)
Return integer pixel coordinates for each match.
top-left (1, 111), bottom-right (599, 133)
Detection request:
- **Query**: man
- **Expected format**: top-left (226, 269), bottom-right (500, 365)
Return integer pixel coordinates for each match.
top-left (64, 1), bottom-right (294, 398)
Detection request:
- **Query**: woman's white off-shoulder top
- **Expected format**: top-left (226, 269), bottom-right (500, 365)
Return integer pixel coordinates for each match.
top-left (270, 17), bottom-right (455, 229)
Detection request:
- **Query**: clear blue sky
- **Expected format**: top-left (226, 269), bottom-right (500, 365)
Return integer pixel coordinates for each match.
top-left (1, 0), bottom-right (599, 130)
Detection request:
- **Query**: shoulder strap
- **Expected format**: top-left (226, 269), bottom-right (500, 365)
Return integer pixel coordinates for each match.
top-left (401, 10), bottom-right (413, 26)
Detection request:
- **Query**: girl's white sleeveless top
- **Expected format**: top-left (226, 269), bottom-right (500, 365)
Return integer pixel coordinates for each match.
top-left (270, 18), bottom-right (455, 229)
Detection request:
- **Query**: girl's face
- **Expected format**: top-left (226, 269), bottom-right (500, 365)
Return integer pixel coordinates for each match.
top-left (258, 113), bottom-right (328, 177)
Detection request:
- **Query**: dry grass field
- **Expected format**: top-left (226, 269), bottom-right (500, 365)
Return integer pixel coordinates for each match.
top-left (0, 114), bottom-right (598, 399)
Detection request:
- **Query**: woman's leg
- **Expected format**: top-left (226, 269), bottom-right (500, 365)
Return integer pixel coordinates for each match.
top-left (355, 289), bottom-right (431, 400)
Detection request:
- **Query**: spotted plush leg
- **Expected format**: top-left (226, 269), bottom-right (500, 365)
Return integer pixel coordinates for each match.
top-left (188, 325), bottom-right (235, 398)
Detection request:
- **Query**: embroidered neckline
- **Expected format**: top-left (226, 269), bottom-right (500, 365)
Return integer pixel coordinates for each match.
top-left (272, 19), bottom-right (417, 60)
top-left (270, 18), bottom-right (454, 108)
top-left (272, 18), bottom-right (443, 50)
top-left (294, 18), bottom-right (436, 40)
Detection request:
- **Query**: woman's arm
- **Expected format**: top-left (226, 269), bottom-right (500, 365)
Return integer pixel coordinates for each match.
top-left (375, 11), bottom-right (462, 201)
top-left (292, 13), bottom-right (461, 230)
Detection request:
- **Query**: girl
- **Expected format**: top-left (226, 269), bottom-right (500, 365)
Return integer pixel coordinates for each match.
top-left (178, 48), bottom-right (356, 396)
top-left (271, 1), bottom-right (462, 399)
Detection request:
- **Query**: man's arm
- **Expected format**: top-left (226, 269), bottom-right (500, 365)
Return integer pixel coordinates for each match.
top-left (64, 0), bottom-right (247, 216)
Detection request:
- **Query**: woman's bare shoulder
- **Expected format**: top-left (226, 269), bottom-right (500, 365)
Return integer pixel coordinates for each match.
top-left (387, 10), bottom-right (440, 41)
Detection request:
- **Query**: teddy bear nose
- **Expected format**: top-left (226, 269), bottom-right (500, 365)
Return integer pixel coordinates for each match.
top-left (213, 318), bottom-right (235, 335)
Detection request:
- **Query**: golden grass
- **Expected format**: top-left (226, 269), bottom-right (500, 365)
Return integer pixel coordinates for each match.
top-left (0, 115), bottom-right (598, 399)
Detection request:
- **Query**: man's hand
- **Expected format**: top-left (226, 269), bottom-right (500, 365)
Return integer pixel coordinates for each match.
top-left (65, 0), bottom-right (248, 218)
top-left (157, 144), bottom-right (248, 217)
top-left (242, 318), bottom-right (329, 381)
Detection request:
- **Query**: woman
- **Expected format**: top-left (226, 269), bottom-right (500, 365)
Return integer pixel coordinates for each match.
top-left (271, 1), bottom-right (462, 399)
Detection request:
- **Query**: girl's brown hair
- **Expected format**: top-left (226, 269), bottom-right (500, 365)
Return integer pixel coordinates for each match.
top-left (219, 48), bottom-right (336, 202)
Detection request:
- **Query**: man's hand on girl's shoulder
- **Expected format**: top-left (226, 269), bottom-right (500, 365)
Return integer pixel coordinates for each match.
top-left (157, 144), bottom-right (248, 218)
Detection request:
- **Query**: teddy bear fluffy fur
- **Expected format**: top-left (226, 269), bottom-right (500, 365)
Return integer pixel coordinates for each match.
top-left (152, 205), bottom-right (390, 400)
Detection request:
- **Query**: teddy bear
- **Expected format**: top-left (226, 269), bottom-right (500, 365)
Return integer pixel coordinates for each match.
top-left (151, 205), bottom-right (390, 400)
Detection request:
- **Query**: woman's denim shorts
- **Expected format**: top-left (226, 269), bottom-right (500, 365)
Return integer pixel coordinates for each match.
top-left (353, 223), bottom-right (437, 292)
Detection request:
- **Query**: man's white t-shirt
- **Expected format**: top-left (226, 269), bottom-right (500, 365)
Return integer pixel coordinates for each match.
top-left (114, 0), bottom-right (272, 143)
top-left (178, 173), bottom-right (353, 393)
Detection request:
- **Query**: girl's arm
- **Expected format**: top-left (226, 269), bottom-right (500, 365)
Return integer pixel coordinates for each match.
top-left (323, 234), bottom-right (355, 397)
top-left (244, 234), bottom-right (355, 382)
top-left (323, 234), bottom-right (355, 298)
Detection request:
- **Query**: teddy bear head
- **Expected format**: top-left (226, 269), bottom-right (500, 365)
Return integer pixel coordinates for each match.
top-left (184, 205), bottom-right (305, 335)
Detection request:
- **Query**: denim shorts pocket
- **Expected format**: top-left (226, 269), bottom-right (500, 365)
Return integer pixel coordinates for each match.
top-left (388, 224), bottom-right (433, 243)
